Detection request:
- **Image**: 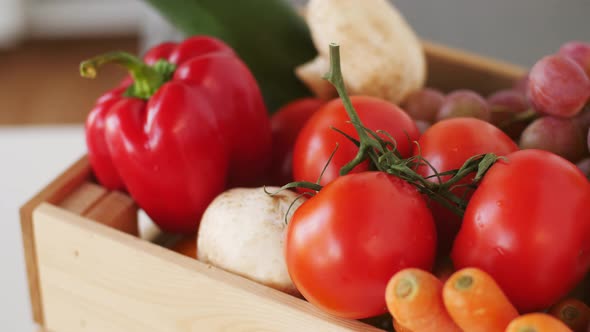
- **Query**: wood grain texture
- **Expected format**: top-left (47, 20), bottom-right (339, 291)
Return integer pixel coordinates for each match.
top-left (84, 190), bottom-right (139, 236)
top-left (20, 155), bottom-right (93, 324)
top-left (58, 182), bottom-right (107, 215)
top-left (0, 38), bottom-right (524, 125)
top-left (33, 203), bottom-right (382, 332)
top-left (56, 180), bottom-right (139, 235)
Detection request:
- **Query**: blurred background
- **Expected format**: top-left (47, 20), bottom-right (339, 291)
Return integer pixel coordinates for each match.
top-left (0, 0), bottom-right (588, 124)
top-left (0, 0), bottom-right (588, 331)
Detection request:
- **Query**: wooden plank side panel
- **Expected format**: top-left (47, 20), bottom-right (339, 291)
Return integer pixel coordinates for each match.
top-left (58, 182), bottom-right (107, 215)
top-left (21, 158), bottom-right (138, 327)
top-left (56, 181), bottom-right (139, 236)
top-left (84, 191), bottom-right (139, 236)
top-left (423, 40), bottom-right (527, 94)
top-left (20, 155), bottom-right (93, 324)
top-left (33, 203), bottom-right (382, 332)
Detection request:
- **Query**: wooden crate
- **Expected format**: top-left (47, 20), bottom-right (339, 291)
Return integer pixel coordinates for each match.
top-left (21, 41), bottom-right (525, 332)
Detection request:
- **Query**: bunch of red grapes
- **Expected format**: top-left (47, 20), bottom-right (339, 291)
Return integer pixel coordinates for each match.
top-left (402, 41), bottom-right (590, 174)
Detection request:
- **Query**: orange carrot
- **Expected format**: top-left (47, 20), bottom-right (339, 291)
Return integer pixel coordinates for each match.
top-left (443, 267), bottom-right (519, 332)
top-left (386, 268), bottom-right (461, 332)
top-left (392, 318), bottom-right (413, 332)
top-left (505, 313), bottom-right (574, 332)
top-left (549, 298), bottom-right (590, 332)
top-left (170, 233), bottom-right (197, 258)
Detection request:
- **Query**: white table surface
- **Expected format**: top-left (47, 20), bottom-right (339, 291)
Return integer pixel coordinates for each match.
top-left (0, 125), bottom-right (86, 331)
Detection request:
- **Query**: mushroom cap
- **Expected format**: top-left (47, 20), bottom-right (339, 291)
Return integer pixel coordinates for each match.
top-left (197, 187), bottom-right (304, 295)
top-left (298, 0), bottom-right (426, 104)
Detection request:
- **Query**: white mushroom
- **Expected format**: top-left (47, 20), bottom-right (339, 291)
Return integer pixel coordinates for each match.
top-left (297, 0), bottom-right (426, 104)
top-left (197, 187), bottom-right (305, 295)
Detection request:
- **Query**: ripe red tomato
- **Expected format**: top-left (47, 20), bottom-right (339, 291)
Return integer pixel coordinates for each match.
top-left (451, 149), bottom-right (590, 312)
top-left (269, 98), bottom-right (325, 186)
top-left (293, 96), bottom-right (419, 188)
top-left (285, 172), bottom-right (437, 319)
top-left (414, 118), bottom-right (518, 253)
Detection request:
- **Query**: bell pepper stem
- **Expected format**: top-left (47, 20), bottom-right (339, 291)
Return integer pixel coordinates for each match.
top-left (80, 51), bottom-right (175, 99)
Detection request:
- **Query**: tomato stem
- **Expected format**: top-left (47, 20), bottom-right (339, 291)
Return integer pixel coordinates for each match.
top-left (272, 44), bottom-right (503, 220)
top-left (316, 143), bottom-right (340, 185)
top-left (322, 43), bottom-right (503, 218)
top-left (323, 44), bottom-right (384, 176)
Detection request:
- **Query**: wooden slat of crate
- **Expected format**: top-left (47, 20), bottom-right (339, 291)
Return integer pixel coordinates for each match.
top-left (32, 203), bottom-right (381, 332)
top-left (423, 40), bottom-right (526, 94)
top-left (83, 190), bottom-right (138, 236)
top-left (58, 182), bottom-right (107, 215)
top-left (20, 156), bottom-right (139, 326)
top-left (56, 180), bottom-right (138, 235)
top-left (20, 156), bottom-right (94, 324)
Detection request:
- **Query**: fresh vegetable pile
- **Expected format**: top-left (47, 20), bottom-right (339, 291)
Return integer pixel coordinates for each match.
top-left (81, 36), bottom-right (271, 233)
top-left (80, 0), bottom-right (590, 331)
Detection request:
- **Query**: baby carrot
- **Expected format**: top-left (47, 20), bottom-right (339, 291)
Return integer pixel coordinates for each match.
top-left (385, 268), bottom-right (461, 332)
top-left (392, 318), bottom-right (413, 332)
top-left (505, 313), bottom-right (573, 332)
top-left (170, 233), bottom-right (197, 258)
top-left (443, 267), bottom-right (519, 332)
top-left (549, 298), bottom-right (590, 332)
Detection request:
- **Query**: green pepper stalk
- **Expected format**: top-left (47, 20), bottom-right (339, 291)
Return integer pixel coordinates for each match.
top-left (80, 52), bottom-right (176, 99)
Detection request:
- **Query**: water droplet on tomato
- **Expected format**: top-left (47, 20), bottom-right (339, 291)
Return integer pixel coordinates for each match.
top-left (495, 247), bottom-right (506, 256)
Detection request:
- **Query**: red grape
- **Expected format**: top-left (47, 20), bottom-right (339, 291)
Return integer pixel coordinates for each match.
top-left (414, 120), bottom-right (431, 134)
top-left (402, 88), bottom-right (445, 122)
top-left (527, 55), bottom-right (590, 117)
top-left (488, 90), bottom-right (531, 139)
top-left (559, 41), bottom-right (590, 76)
top-left (488, 90), bottom-right (529, 122)
top-left (512, 73), bottom-right (529, 94)
top-left (437, 90), bottom-right (490, 122)
top-left (574, 103), bottom-right (590, 131)
top-left (520, 116), bottom-right (588, 162)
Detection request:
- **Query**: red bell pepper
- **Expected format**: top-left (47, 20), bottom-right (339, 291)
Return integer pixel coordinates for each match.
top-left (81, 36), bottom-right (272, 233)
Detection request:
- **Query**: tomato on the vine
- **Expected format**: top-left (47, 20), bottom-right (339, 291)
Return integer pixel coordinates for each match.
top-left (293, 96), bottom-right (419, 187)
top-left (285, 171), bottom-right (437, 319)
top-left (269, 98), bottom-right (325, 185)
top-left (414, 118), bottom-right (518, 253)
top-left (451, 149), bottom-right (590, 312)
